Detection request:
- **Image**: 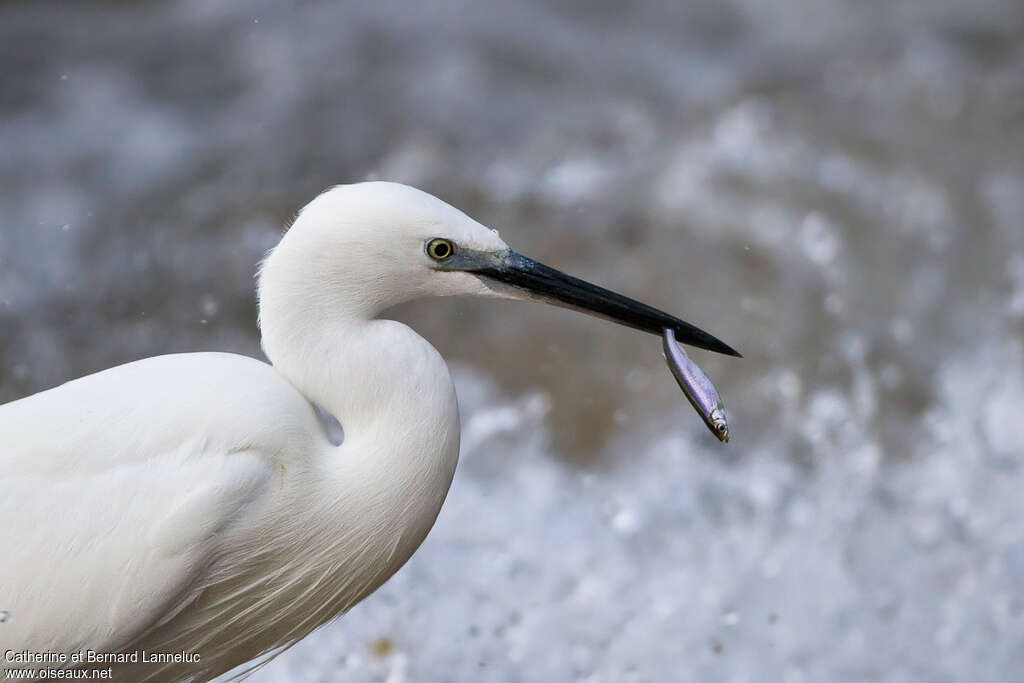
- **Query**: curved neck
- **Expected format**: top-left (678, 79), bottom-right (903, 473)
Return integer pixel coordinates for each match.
top-left (257, 238), bottom-right (461, 474)
top-left (256, 214), bottom-right (463, 525)
top-left (256, 304), bottom-right (462, 622)
top-left (257, 223), bottom-right (402, 426)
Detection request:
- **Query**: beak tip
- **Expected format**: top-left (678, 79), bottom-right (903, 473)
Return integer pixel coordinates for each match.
top-left (700, 336), bottom-right (743, 358)
top-left (671, 320), bottom-right (741, 359)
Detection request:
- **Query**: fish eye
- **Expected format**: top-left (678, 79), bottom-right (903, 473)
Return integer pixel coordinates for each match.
top-left (426, 238), bottom-right (455, 261)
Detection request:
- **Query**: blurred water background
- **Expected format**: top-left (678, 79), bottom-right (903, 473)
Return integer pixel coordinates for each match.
top-left (2, 1), bottom-right (1023, 681)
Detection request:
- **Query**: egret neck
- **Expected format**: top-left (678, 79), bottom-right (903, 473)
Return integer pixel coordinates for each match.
top-left (257, 216), bottom-right (461, 577)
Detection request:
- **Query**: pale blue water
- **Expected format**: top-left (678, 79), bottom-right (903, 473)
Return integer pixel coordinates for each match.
top-left (1, 1), bottom-right (1023, 680)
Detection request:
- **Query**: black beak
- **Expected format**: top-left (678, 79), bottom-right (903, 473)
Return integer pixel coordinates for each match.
top-left (472, 250), bottom-right (741, 357)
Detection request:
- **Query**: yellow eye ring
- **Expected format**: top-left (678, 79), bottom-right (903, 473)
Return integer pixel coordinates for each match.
top-left (426, 238), bottom-right (455, 261)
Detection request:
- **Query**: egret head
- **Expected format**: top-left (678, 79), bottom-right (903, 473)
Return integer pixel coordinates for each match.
top-left (260, 181), bottom-right (739, 357)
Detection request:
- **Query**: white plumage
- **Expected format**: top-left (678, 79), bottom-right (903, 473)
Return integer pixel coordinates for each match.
top-left (1, 183), bottom-right (510, 681)
top-left (0, 181), bottom-right (736, 681)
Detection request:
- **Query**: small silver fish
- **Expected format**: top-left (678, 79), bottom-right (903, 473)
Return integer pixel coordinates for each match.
top-left (663, 328), bottom-right (730, 442)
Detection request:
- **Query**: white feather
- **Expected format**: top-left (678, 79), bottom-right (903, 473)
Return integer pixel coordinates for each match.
top-left (0, 182), bottom-right (513, 681)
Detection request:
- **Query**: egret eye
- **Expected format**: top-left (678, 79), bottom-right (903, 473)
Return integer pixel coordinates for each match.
top-left (426, 238), bottom-right (455, 261)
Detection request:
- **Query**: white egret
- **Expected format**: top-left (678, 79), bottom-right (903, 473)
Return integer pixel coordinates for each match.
top-left (0, 182), bottom-right (738, 681)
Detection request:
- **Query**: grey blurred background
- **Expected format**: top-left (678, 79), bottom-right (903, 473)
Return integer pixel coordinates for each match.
top-left (2, 1), bottom-right (1023, 681)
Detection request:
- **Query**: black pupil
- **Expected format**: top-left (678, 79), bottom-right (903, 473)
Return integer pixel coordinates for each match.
top-left (433, 241), bottom-right (450, 258)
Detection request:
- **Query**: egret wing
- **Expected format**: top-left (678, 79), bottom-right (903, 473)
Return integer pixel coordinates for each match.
top-left (0, 354), bottom-right (295, 665)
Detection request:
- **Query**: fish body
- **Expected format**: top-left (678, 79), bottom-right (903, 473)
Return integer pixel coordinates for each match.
top-left (662, 328), bottom-right (730, 442)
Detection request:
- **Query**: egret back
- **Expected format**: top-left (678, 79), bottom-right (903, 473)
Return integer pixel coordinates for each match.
top-left (0, 326), bottom-right (461, 681)
top-left (0, 354), bottom-right (312, 666)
